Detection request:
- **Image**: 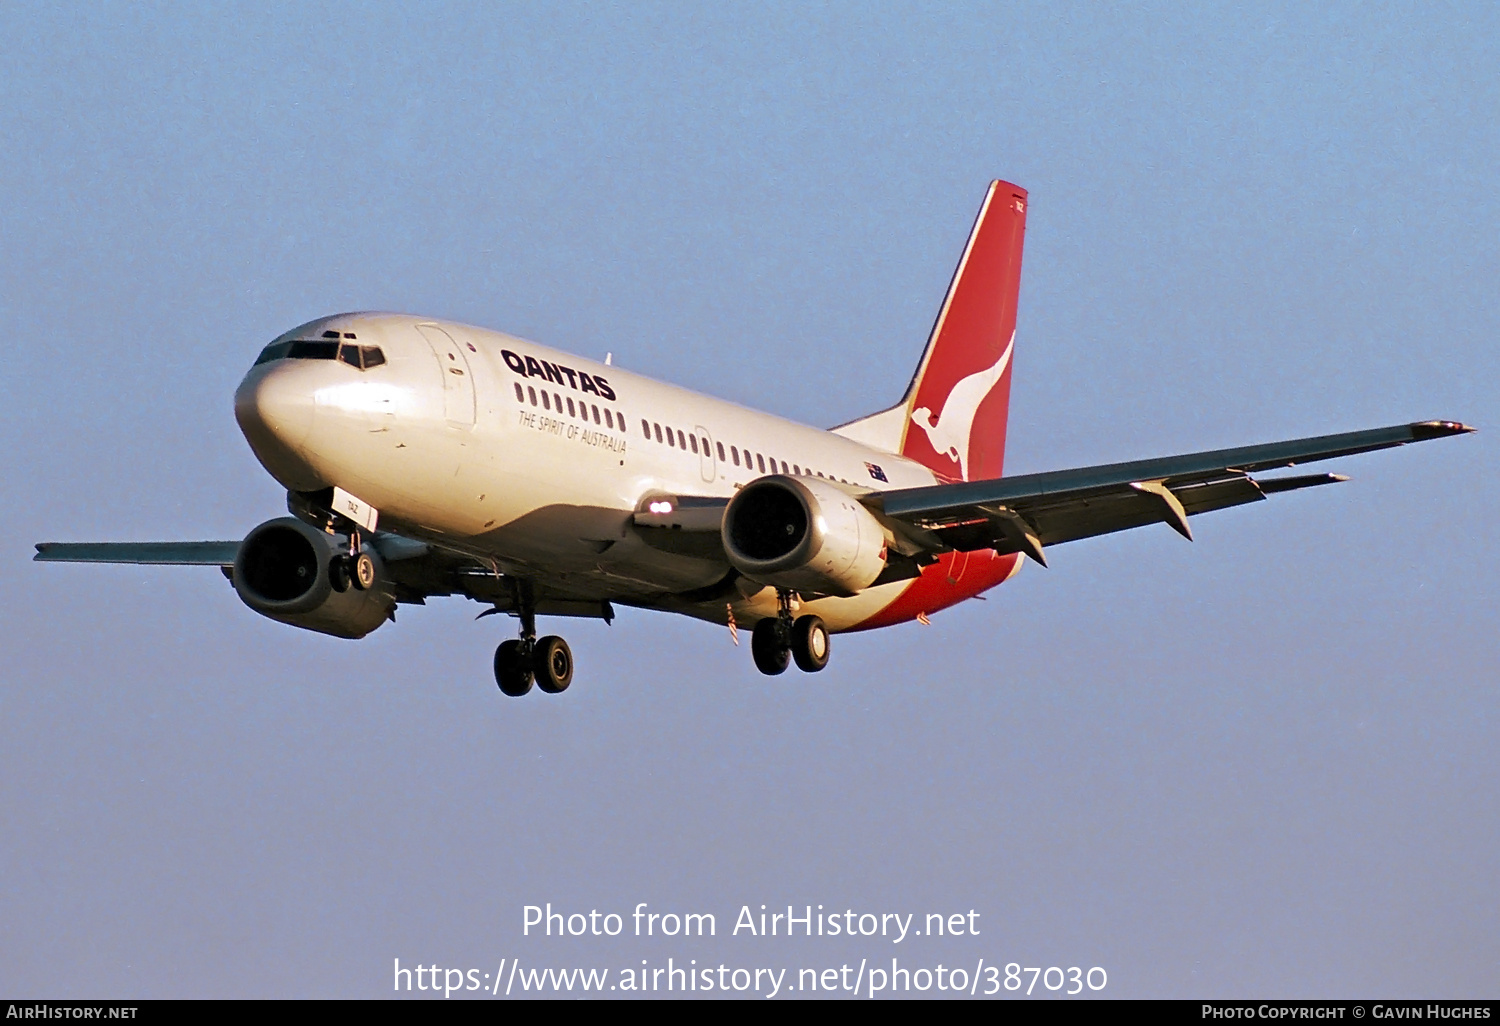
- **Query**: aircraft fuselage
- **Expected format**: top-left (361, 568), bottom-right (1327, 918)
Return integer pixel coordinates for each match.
top-left (234, 312), bottom-right (1021, 633)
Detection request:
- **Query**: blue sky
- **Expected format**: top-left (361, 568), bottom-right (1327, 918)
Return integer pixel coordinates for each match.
top-left (2, 2), bottom-right (1495, 997)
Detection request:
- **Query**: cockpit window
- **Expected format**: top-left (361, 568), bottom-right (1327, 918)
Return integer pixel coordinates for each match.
top-left (253, 341), bottom-right (293, 365)
top-left (288, 340), bottom-right (339, 360)
top-left (337, 344), bottom-right (387, 370)
top-left (254, 339), bottom-right (385, 369)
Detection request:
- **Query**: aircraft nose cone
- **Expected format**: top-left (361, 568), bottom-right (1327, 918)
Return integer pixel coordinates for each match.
top-left (234, 364), bottom-right (327, 491)
top-left (235, 365), bottom-right (315, 449)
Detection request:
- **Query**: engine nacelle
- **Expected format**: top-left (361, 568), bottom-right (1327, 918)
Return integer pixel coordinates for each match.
top-left (232, 517), bottom-right (395, 639)
top-left (722, 476), bottom-right (888, 596)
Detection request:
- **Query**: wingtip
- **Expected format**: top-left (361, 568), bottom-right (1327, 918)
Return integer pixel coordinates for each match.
top-left (1411, 420), bottom-right (1476, 440)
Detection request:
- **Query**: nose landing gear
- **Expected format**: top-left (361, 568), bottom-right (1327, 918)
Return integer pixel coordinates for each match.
top-left (492, 580), bottom-right (574, 697)
top-left (327, 528), bottom-right (376, 593)
top-left (750, 590), bottom-right (831, 676)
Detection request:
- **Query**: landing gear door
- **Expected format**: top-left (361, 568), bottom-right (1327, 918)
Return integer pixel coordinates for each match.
top-left (695, 425), bottom-right (716, 482)
top-left (415, 324), bottom-right (476, 428)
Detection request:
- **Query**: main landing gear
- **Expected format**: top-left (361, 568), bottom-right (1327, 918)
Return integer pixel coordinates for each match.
top-left (493, 580), bottom-right (574, 697)
top-left (750, 589), bottom-right (830, 676)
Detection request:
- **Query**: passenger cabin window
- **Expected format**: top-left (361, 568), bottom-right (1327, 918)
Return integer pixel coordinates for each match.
top-left (689, 435), bottom-right (699, 455)
top-left (542, 392), bottom-right (551, 411)
top-left (731, 446), bottom-right (740, 466)
top-left (756, 454), bottom-right (766, 473)
top-left (716, 442), bottom-right (725, 461)
top-left (528, 386), bottom-right (538, 406)
top-left (676, 429), bottom-right (686, 449)
top-left (653, 423), bottom-right (663, 443)
top-left (514, 383), bottom-right (524, 402)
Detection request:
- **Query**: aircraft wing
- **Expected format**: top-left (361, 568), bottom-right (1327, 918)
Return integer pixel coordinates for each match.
top-left (34, 541), bottom-right (241, 565)
top-left (869, 420), bottom-right (1474, 565)
top-left (34, 421), bottom-right (1471, 591)
top-left (32, 532), bottom-right (620, 618)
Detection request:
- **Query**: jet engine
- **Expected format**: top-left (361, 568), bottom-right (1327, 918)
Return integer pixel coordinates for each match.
top-left (721, 476), bottom-right (888, 596)
top-left (231, 517), bottom-right (395, 639)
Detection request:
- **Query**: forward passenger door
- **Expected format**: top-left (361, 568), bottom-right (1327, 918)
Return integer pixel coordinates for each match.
top-left (415, 324), bottom-right (476, 428)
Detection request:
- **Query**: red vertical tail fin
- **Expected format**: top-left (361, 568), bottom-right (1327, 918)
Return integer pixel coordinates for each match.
top-left (901, 180), bottom-right (1026, 482)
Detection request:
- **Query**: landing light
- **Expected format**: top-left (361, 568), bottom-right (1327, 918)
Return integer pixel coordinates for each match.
top-left (648, 500), bottom-right (673, 514)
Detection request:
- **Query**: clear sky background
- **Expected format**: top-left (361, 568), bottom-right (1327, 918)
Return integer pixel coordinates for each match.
top-left (2, 1), bottom-right (1495, 999)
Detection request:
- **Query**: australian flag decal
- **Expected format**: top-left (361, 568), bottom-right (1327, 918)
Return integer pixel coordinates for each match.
top-left (864, 462), bottom-right (888, 483)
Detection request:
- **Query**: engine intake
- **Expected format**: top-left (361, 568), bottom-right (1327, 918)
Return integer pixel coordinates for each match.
top-left (722, 476), bottom-right (888, 596)
top-left (232, 517), bottom-right (394, 639)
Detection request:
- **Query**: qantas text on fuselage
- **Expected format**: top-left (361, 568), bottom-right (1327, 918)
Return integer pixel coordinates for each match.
top-left (501, 350), bottom-right (618, 402)
top-left (35, 180), bottom-right (1473, 696)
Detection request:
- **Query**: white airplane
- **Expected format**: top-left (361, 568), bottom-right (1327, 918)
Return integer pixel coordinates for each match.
top-left (36, 181), bottom-right (1473, 696)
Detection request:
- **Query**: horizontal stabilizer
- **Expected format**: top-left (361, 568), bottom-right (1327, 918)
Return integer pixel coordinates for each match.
top-left (34, 541), bottom-right (240, 565)
top-left (1256, 472), bottom-right (1349, 494)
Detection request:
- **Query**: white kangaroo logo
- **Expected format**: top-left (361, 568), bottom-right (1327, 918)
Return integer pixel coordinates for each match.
top-left (909, 332), bottom-right (1014, 480)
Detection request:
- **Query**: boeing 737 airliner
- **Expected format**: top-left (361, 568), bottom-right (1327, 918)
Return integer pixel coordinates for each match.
top-left (36, 181), bottom-right (1473, 695)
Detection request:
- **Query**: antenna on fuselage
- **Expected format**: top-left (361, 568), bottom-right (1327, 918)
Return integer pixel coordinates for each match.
top-left (605, 353), bottom-right (613, 365)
